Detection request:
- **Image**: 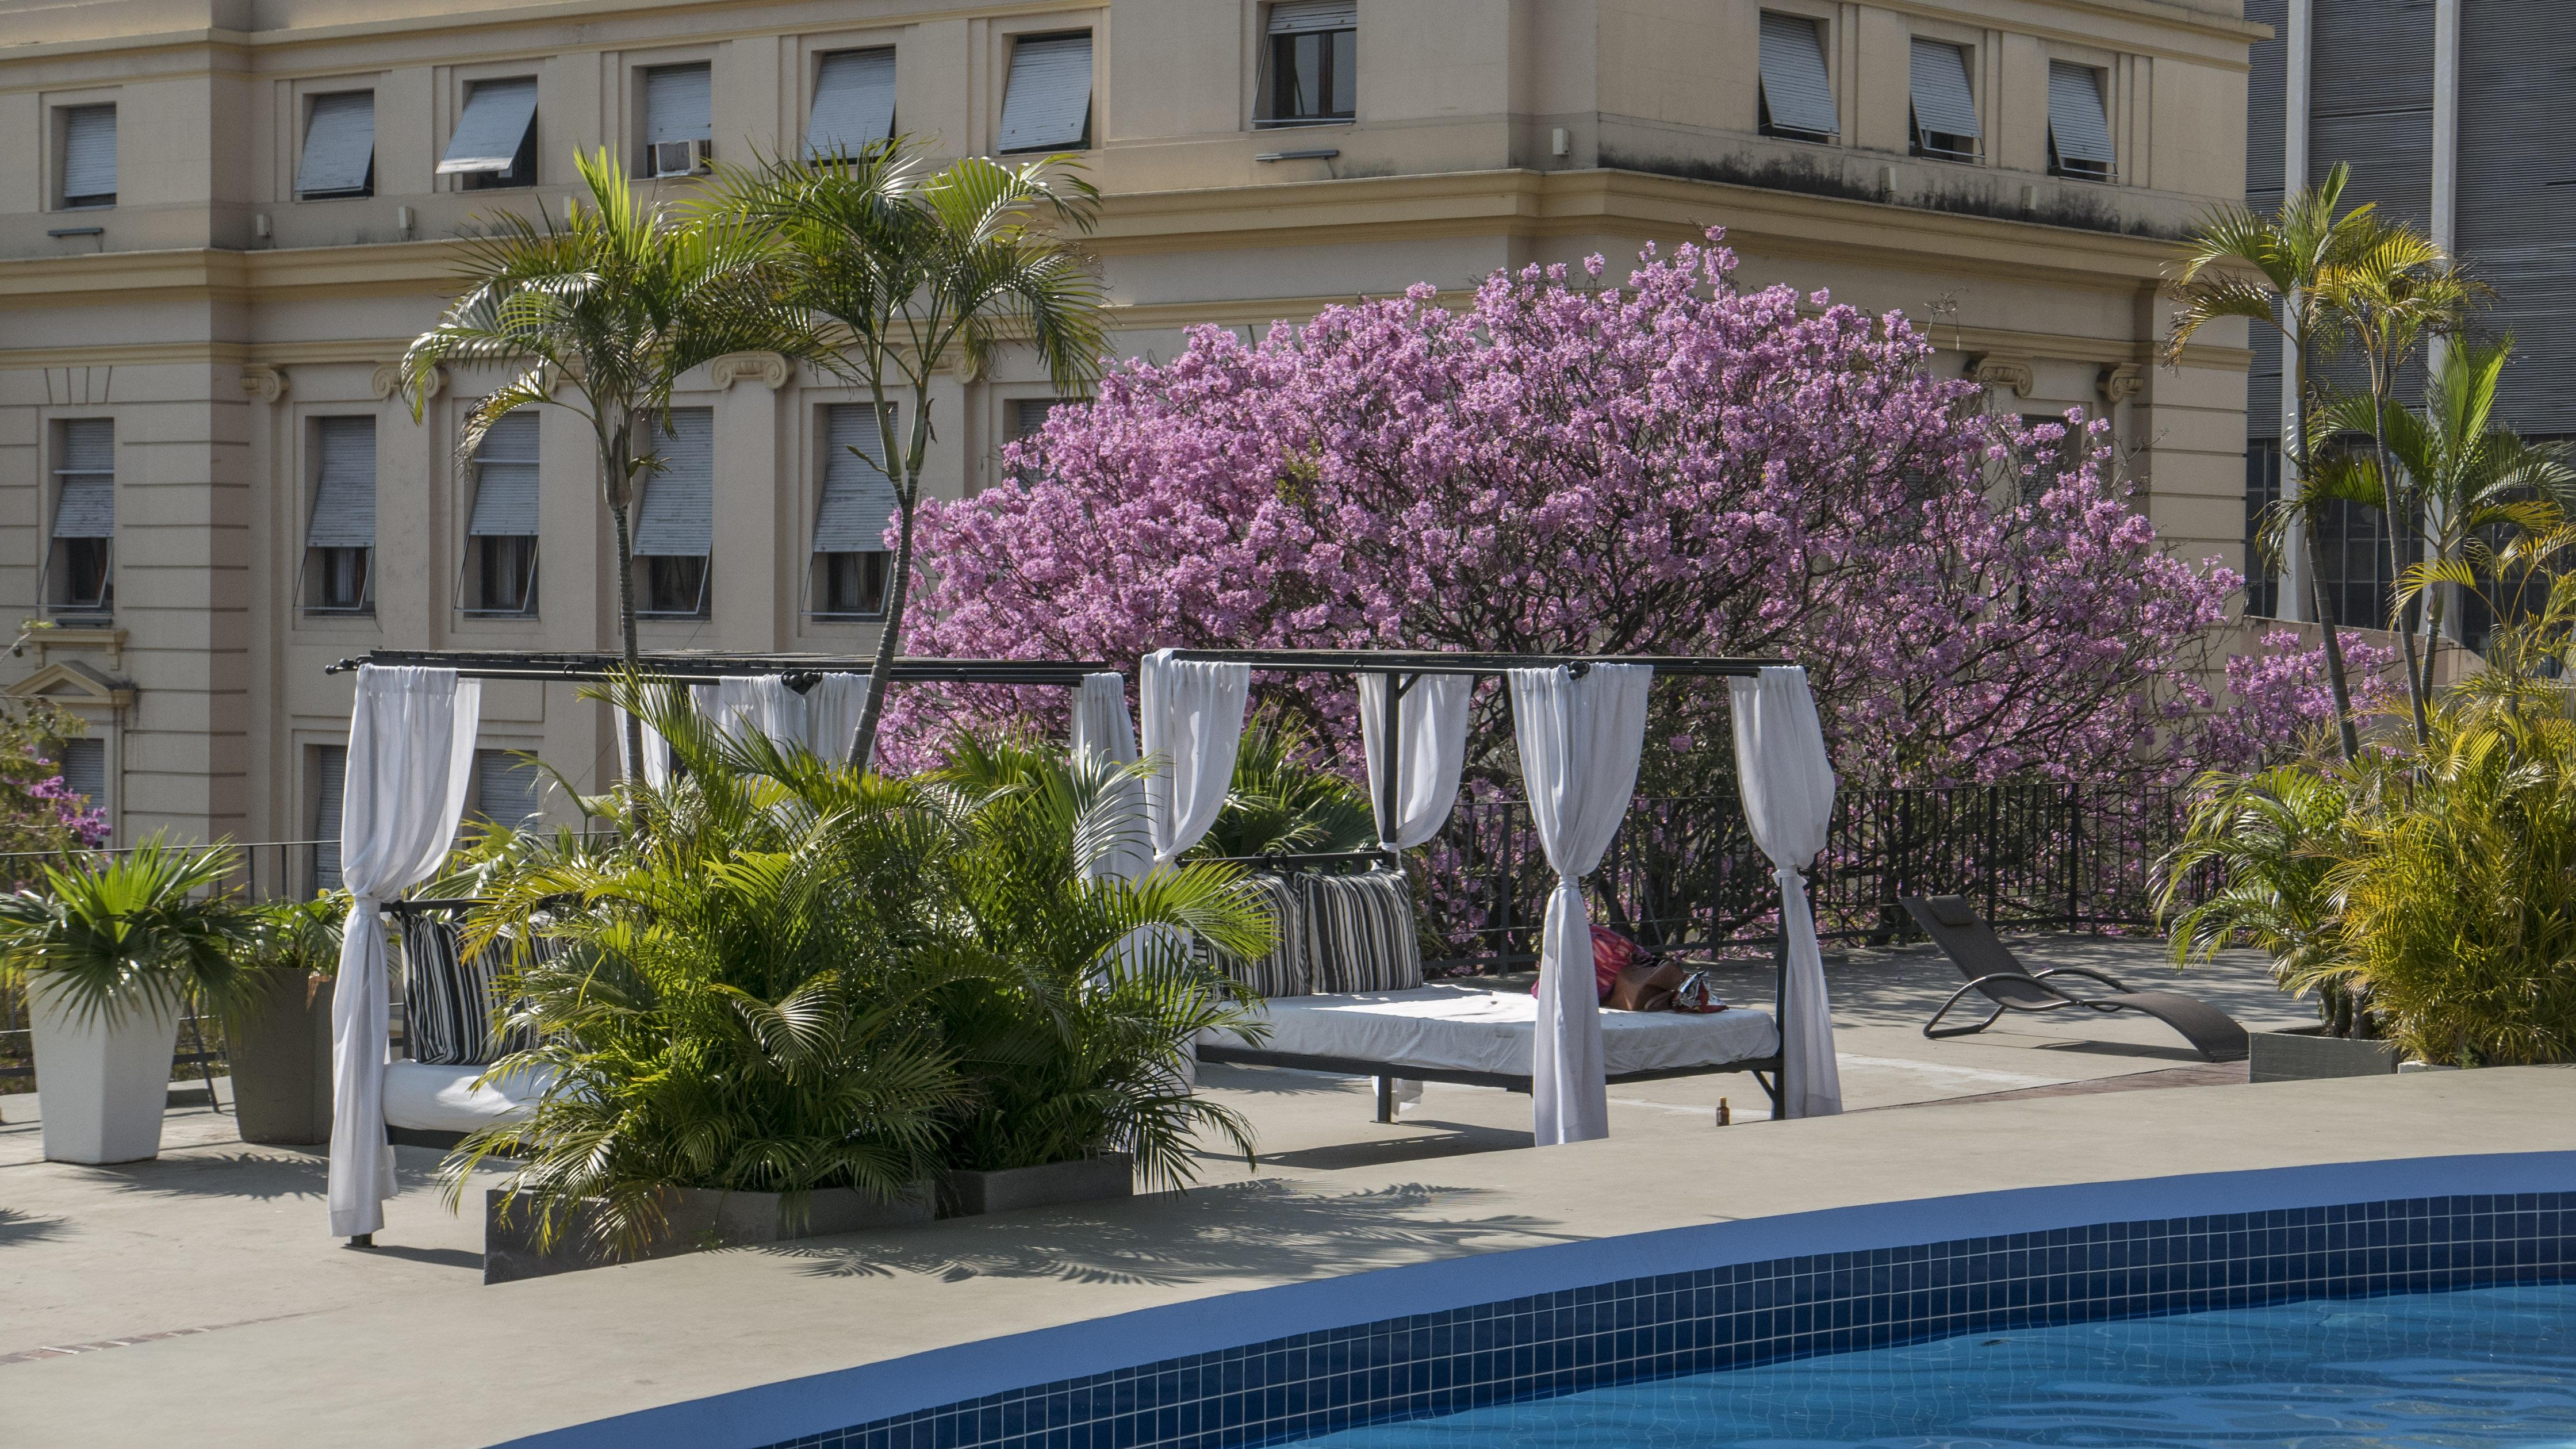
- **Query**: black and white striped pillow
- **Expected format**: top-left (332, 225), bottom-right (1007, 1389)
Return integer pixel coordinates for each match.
top-left (1202, 872), bottom-right (1310, 998)
top-left (1304, 872), bottom-right (1423, 994)
top-left (398, 915), bottom-right (541, 1065)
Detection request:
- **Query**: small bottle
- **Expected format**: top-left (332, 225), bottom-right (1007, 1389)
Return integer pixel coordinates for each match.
top-left (1716, 1097), bottom-right (1732, 1127)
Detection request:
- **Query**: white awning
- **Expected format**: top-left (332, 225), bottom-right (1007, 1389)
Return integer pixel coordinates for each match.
top-left (297, 91), bottom-right (378, 197)
top-left (307, 416), bottom-right (377, 549)
top-left (52, 418), bottom-right (114, 539)
top-left (2048, 61), bottom-right (2116, 167)
top-left (998, 33), bottom-right (1093, 153)
top-left (645, 63), bottom-right (713, 146)
top-left (815, 403), bottom-right (898, 552)
top-left (1268, 0), bottom-right (1356, 33)
top-left (634, 407), bottom-right (713, 557)
top-left (62, 105), bottom-right (116, 204)
top-left (438, 77), bottom-right (538, 175)
top-left (1908, 39), bottom-right (1981, 139)
top-left (1758, 14), bottom-right (1839, 139)
top-left (807, 48), bottom-right (898, 160)
top-left (467, 412), bottom-right (540, 537)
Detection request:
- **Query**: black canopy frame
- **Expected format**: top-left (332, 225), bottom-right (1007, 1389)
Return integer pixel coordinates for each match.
top-left (327, 648), bottom-right (1108, 690)
top-left (1164, 647), bottom-right (1795, 1122)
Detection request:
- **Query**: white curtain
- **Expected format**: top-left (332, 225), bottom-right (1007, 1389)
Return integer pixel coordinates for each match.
top-left (1071, 672), bottom-right (1150, 885)
top-left (328, 666), bottom-right (482, 1239)
top-left (1728, 665), bottom-right (1843, 1120)
top-left (1508, 663), bottom-right (1653, 1146)
top-left (802, 672), bottom-right (868, 763)
top-left (616, 673), bottom-right (870, 779)
top-left (1139, 650), bottom-right (1249, 868)
top-left (1357, 672), bottom-right (1472, 850)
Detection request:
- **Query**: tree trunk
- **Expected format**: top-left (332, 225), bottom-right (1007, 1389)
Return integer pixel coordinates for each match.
top-left (2308, 512), bottom-right (2363, 762)
top-left (2372, 427), bottom-right (2432, 743)
top-left (607, 430), bottom-right (647, 785)
top-left (844, 393), bottom-right (927, 772)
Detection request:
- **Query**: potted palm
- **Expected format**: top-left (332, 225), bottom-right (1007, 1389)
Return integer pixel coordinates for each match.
top-left (226, 894), bottom-right (346, 1145)
top-left (0, 839), bottom-right (250, 1164)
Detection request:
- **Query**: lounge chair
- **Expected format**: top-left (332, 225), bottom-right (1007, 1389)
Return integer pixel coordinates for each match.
top-left (1897, 894), bottom-right (2249, 1063)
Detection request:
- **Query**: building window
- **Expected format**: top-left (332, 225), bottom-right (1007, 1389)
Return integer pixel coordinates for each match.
top-left (440, 77), bottom-right (539, 190)
top-left (998, 32), bottom-right (1094, 152)
top-left (1259, 3), bottom-right (1355, 127)
top-left (462, 411), bottom-right (540, 616)
top-left (296, 91), bottom-right (377, 199)
top-left (471, 749), bottom-right (547, 830)
top-left (1907, 40), bottom-right (1981, 162)
top-left (808, 48), bottom-right (898, 160)
top-left (60, 105), bottom-right (117, 209)
top-left (2244, 442), bottom-right (2282, 619)
top-left (811, 402), bottom-right (898, 618)
top-left (2046, 62), bottom-right (2115, 181)
top-left (312, 744), bottom-right (347, 893)
top-left (642, 63), bottom-right (713, 178)
top-left (55, 737), bottom-right (108, 829)
top-left (634, 408), bottom-right (712, 618)
top-left (1755, 14), bottom-right (1838, 144)
top-left (47, 418), bottom-right (114, 622)
top-left (304, 416), bottom-right (376, 615)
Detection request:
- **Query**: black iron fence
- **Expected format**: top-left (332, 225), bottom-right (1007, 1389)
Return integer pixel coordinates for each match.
top-left (1421, 782), bottom-right (2190, 970)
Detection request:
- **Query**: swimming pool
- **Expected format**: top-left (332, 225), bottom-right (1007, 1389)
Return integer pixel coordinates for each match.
top-left (1293, 1282), bottom-right (2576, 1447)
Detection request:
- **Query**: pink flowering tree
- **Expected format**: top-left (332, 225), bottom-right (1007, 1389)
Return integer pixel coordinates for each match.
top-left (891, 233), bottom-right (2243, 788)
top-left (2191, 628), bottom-right (2401, 773)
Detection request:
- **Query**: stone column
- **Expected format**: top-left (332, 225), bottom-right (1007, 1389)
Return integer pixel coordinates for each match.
top-left (710, 351), bottom-right (790, 650)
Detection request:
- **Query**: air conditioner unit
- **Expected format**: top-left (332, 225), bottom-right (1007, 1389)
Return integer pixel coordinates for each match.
top-left (650, 139), bottom-right (712, 178)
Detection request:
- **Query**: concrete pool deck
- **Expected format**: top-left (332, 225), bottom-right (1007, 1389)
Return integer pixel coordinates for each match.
top-left (5, 943), bottom-right (2567, 1448)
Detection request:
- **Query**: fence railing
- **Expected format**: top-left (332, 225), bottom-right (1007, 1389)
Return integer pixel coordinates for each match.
top-left (1422, 782), bottom-right (2190, 970)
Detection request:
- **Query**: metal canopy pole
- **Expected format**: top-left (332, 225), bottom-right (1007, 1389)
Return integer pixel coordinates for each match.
top-left (324, 649), bottom-right (1108, 688)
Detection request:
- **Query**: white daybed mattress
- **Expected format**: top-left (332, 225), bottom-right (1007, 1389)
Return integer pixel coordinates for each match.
top-left (383, 1059), bottom-right (553, 1133)
top-left (1209, 983), bottom-right (1779, 1078)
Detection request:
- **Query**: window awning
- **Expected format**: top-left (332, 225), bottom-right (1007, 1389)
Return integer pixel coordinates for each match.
top-left (1758, 14), bottom-right (1839, 138)
top-left (438, 78), bottom-right (538, 175)
top-left (1908, 39), bottom-right (1981, 138)
top-left (307, 416), bottom-right (377, 549)
top-left (2048, 61), bottom-right (2116, 167)
top-left (634, 408), bottom-right (714, 557)
top-left (297, 91), bottom-right (377, 196)
top-left (807, 48), bottom-right (897, 159)
top-left (645, 63), bottom-right (713, 146)
top-left (998, 33), bottom-right (1093, 152)
top-left (815, 403), bottom-right (898, 552)
top-left (467, 412), bottom-right (540, 537)
top-left (53, 419), bottom-right (114, 539)
top-left (62, 105), bottom-right (116, 202)
top-left (1268, 0), bottom-right (1356, 33)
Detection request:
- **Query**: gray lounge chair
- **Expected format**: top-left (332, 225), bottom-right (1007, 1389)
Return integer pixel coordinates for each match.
top-left (1898, 894), bottom-right (2250, 1063)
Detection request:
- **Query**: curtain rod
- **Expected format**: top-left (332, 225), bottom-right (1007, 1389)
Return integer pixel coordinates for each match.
top-left (324, 650), bottom-right (1110, 685)
top-left (1159, 649), bottom-right (1791, 678)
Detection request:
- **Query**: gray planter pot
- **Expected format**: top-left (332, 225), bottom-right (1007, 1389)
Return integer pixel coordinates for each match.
top-left (230, 972), bottom-right (334, 1145)
top-left (2249, 1030), bottom-right (2400, 1082)
top-left (942, 1152), bottom-right (1134, 1217)
top-left (484, 1180), bottom-right (931, 1285)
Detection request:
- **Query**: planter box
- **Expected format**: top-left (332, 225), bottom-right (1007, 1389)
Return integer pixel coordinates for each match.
top-left (484, 1181), bottom-right (932, 1285)
top-left (2249, 1030), bottom-right (2400, 1083)
top-left (26, 981), bottom-right (183, 1165)
top-left (942, 1153), bottom-right (1134, 1217)
top-left (229, 973), bottom-right (334, 1146)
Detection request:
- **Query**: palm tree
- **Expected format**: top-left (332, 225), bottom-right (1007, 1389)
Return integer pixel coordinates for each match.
top-left (0, 839), bottom-right (252, 1027)
top-left (2167, 163), bottom-right (2378, 760)
top-left (400, 149), bottom-right (825, 775)
top-left (2306, 213), bottom-right (2490, 738)
top-left (709, 139), bottom-right (1109, 770)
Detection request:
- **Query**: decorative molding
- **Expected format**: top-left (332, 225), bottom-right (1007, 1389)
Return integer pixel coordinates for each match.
top-left (371, 361), bottom-right (440, 401)
top-left (3, 657), bottom-right (134, 711)
top-left (1967, 353), bottom-right (2036, 398)
top-left (12, 626), bottom-right (130, 672)
top-left (2098, 363), bottom-right (2145, 405)
top-left (710, 351), bottom-right (791, 390)
top-left (240, 364), bottom-right (288, 402)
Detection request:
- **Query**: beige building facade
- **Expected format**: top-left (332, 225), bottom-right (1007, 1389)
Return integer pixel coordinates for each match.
top-left (0, 0), bottom-right (2262, 855)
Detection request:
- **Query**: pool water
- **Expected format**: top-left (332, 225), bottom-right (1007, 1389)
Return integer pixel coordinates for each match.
top-left (1294, 1283), bottom-right (2576, 1448)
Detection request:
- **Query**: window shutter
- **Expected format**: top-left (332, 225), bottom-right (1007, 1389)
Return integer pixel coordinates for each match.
top-left (297, 91), bottom-right (377, 196)
top-left (438, 78), bottom-right (539, 175)
top-left (807, 49), bottom-right (898, 159)
top-left (62, 105), bottom-right (117, 203)
top-left (645, 64), bottom-right (714, 145)
top-left (313, 745), bottom-right (347, 891)
top-left (815, 404), bottom-right (899, 552)
top-left (467, 411), bottom-right (541, 537)
top-left (997, 33), bottom-right (1093, 153)
top-left (1267, 1), bottom-right (1357, 33)
top-left (1009, 397), bottom-right (1067, 442)
top-left (634, 408), bottom-right (714, 556)
top-left (1757, 15), bottom-right (1839, 138)
top-left (473, 749), bottom-right (546, 829)
top-left (1907, 40), bottom-right (1981, 139)
top-left (53, 419), bottom-right (114, 539)
top-left (2046, 62), bottom-right (2115, 168)
top-left (56, 738), bottom-right (106, 811)
top-left (306, 416), bottom-right (377, 550)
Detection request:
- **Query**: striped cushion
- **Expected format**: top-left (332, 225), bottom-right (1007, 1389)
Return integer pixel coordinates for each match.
top-left (398, 914), bottom-right (540, 1065)
top-left (1304, 871), bottom-right (1423, 994)
top-left (1203, 872), bottom-right (1309, 998)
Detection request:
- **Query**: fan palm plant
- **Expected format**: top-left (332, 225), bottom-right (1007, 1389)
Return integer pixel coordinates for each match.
top-left (398, 149), bottom-right (826, 773)
top-left (0, 838), bottom-right (252, 1027)
top-left (1191, 710), bottom-right (1378, 862)
top-left (2167, 163), bottom-right (2379, 760)
top-left (706, 140), bottom-right (1110, 769)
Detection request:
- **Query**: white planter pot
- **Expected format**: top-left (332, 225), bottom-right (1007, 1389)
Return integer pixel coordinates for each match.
top-left (27, 980), bottom-right (183, 1165)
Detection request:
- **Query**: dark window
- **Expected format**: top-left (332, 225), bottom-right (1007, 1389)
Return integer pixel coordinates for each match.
top-left (819, 551), bottom-right (890, 618)
top-left (467, 535), bottom-right (539, 615)
top-left (464, 120), bottom-right (538, 190)
top-left (310, 547), bottom-right (372, 612)
top-left (638, 554), bottom-right (710, 618)
top-left (1263, 28), bottom-right (1355, 124)
top-left (54, 538), bottom-right (112, 617)
top-left (2244, 442), bottom-right (2281, 619)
